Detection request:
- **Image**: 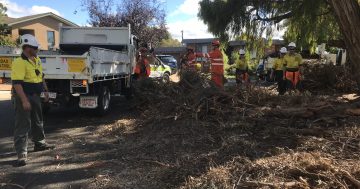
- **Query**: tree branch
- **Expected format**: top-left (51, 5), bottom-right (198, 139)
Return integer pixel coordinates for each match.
top-left (254, 1), bottom-right (306, 23)
top-left (255, 11), bottom-right (294, 23)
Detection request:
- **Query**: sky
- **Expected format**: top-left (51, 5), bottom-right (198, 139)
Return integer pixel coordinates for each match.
top-left (0, 0), bottom-right (215, 41)
top-left (0, 0), bottom-right (284, 41)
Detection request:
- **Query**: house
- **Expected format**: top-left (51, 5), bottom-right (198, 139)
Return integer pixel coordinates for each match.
top-left (230, 39), bottom-right (285, 58)
top-left (4, 12), bottom-right (78, 50)
top-left (182, 38), bottom-right (218, 53)
top-left (228, 40), bottom-right (246, 51)
top-left (228, 40), bottom-right (260, 59)
top-left (154, 47), bottom-right (187, 63)
top-left (265, 39), bottom-right (286, 55)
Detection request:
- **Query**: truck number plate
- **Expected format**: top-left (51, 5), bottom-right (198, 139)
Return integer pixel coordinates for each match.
top-left (40, 92), bottom-right (57, 99)
top-left (79, 96), bottom-right (98, 109)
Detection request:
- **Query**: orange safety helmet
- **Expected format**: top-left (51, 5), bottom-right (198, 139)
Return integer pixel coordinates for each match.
top-left (212, 40), bottom-right (220, 46)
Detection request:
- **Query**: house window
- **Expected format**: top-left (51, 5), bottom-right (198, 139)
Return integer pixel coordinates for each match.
top-left (19, 29), bottom-right (35, 36)
top-left (195, 44), bottom-right (202, 53)
top-left (201, 45), bottom-right (208, 53)
top-left (47, 31), bottom-right (55, 49)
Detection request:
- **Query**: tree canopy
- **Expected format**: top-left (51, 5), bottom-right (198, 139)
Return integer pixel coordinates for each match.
top-left (198, 0), bottom-right (342, 51)
top-left (159, 33), bottom-right (182, 47)
top-left (83, 0), bottom-right (167, 47)
top-left (159, 38), bottom-right (182, 47)
top-left (0, 3), bottom-right (16, 46)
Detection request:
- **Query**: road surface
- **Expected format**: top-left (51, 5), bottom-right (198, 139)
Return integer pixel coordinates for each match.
top-left (0, 92), bottom-right (135, 188)
top-left (0, 91), bottom-right (14, 138)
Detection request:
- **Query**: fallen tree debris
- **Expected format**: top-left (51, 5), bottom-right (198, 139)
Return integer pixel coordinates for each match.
top-left (302, 63), bottom-right (358, 93)
top-left (94, 71), bottom-right (360, 188)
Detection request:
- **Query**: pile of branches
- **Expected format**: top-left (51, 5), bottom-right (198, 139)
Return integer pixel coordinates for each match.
top-left (302, 63), bottom-right (358, 93)
top-left (132, 71), bottom-right (270, 125)
top-left (129, 71), bottom-right (360, 189)
top-left (183, 152), bottom-right (360, 189)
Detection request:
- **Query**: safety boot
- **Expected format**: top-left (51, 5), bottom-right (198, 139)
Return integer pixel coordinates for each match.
top-left (16, 154), bottom-right (27, 167)
top-left (34, 143), bottom-right (55, 152)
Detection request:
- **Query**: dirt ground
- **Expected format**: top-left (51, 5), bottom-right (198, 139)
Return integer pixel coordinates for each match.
top-left (0, 75), bottom-right (360, 188)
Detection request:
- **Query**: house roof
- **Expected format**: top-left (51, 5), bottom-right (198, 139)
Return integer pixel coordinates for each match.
top-left (182, 38), bottom-right (217, 44)
top-left (4, 12), bottom-right (78, 27)
top-left (155, 47), bottom-right (187, 53)
top-left (229, 39), bottom-right (284, 47)
top-left (229, 40), bottom-right (246, 47)
top-left (271, 39), bottom-right (285, 46)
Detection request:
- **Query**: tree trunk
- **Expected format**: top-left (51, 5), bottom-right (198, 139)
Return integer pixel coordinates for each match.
top-left (329, 0), bottom-right (360, 90)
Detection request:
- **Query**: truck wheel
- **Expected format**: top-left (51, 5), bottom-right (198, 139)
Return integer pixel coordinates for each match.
top-left (162, 72), bottom-right (170, 83)
top-left (96, 86), bottom-right (111, 115)
top-left (121, 76), bottom-right (133, 100)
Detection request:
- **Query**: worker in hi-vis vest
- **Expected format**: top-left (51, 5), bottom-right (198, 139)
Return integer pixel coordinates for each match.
top-left (271, 47), bottom-right (287, 95)
top-left (283, 42), bottom-right (303, 91)
top-left (11, 34), bottom-right (55, 167)
top-left (197, 40), bottom-right (224, 87)
top-left (134, 47), bottom-right (151, 79)
top-left (234, 49), bottom-right (249, 85)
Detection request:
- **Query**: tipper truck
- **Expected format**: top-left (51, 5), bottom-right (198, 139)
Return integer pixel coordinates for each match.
top-left (0, 26), bottom-right (137, 114)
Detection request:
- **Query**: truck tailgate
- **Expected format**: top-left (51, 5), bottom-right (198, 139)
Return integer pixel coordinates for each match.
top-left (41, 56), bottom-right (89, 80)
top-left (0, 54), bottom-right (90, 80)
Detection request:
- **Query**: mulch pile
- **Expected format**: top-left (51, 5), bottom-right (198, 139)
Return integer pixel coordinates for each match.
top-left (102, 71), bottom-right (360, 188)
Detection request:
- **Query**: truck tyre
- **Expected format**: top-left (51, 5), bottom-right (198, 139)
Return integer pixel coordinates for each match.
top-left (96, 86), bottom-right (111, 115)
top-left (121, 76), bottom-right (133, 100)
top-left (163, 72), bottom-right (170, 83)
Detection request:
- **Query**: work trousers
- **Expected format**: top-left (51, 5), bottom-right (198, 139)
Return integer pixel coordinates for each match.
top-left (285, 70), bottom-right (301, 90)
top-left (211, 65), bottom-right (224, 88)
top-left (13, 94), bottom-right (46, 156)
top-left (212, 74), bottom-right (223, 88)
top-left (236, 69), bottom-right (249, 84)
top-left (274, 70), bottom-right (286, 95)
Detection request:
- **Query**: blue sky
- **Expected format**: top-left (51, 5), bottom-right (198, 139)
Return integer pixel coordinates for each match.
top-left (0, 0), bottom-right (214, 40)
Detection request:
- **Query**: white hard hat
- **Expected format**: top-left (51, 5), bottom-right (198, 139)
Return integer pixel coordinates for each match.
top-left (239, 49), bottom-right (246, 55)
top-left (288, 42), bottom-right (296, 48)
top-left (280, 47), bottom-right (287, 53)
top-left (20, 34), bottom-right (40, 48)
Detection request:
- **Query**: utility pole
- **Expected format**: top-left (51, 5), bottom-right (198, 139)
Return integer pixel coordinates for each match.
top-left (181, 30), bottom-right (184, 42)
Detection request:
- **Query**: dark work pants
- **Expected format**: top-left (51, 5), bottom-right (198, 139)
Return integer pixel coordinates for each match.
top-left (236, 69), bottom-right (248, 84)
top-left (13, 94), bottom-right (45, 156)
top-left (274, 70), bottom-right (286, 95)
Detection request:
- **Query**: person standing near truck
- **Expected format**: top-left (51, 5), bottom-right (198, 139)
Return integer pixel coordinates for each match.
top-left (271, 47), bottom-right (287, 95)
top-left (11, 34), bottom-right (55, 167)
top-left (134, 47), bottom-right (151, 79)
top-left (235, 49), bottom-right (249, 85)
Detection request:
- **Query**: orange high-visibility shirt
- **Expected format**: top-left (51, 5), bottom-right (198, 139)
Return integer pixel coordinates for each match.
top-left (207, 49), bottom-right (224, 74)
top-left (135, 58), bottom-right (150, 77)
